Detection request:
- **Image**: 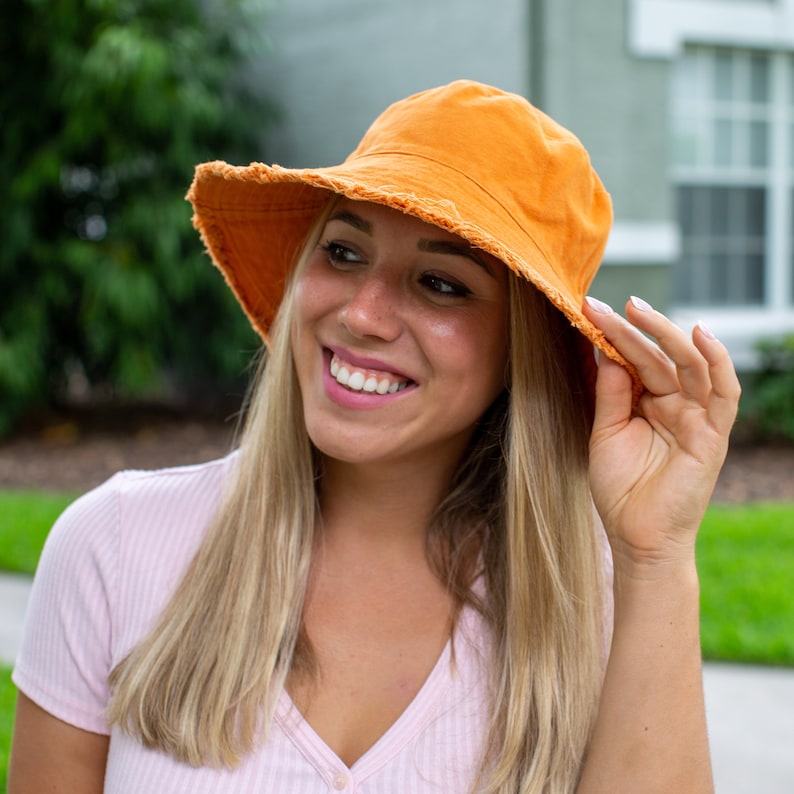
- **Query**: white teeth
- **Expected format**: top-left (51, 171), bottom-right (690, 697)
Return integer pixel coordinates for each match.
top-left (347, 371), bottom-right (365, 390)
top-left (329, 353), bottom-right (409, 395)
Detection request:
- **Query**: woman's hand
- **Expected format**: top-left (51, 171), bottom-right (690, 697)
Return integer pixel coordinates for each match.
top-left (583, 296), bottom-right (741, 570)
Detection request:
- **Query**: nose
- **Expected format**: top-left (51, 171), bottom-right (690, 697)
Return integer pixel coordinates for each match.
top-left (339, 272), bottom-right (403, 341)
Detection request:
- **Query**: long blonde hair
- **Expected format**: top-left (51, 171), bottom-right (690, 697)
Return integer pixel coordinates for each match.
top-left (108, 209), bottom-right (607, 792)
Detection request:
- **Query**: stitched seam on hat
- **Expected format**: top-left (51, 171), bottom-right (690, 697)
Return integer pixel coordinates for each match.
top-left (351, 148), bottom-right (578, 265)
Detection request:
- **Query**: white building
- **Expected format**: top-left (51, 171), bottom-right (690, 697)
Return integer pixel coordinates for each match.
top-left (255, 0), bottom-right (794, 371)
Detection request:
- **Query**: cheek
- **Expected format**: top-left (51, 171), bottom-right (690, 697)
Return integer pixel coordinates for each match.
top-left (291, 260), bottom-right (343, 336)
top-left (290, 267), bottom-right (328, 372)
top-left (291, 265), bottom-right (322, 323)
top-left (429, 311), bottom-right (509, 390)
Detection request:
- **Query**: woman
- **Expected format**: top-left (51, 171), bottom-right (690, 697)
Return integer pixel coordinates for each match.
top-left (9, 80), bottom-right (739, 793)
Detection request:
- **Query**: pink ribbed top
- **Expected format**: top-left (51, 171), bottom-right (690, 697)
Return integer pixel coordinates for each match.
top-left (13, 455), bottom-right (492, 792)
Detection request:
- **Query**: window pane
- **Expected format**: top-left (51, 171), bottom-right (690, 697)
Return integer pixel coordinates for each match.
top-left (749, 120), bottom-right (768, 167)
top-left (709, 253), bottom-right (730, 303)
top-left (671, 115), bottom-right (699, 167)
top-left (789, 123), bottom-right (794, 171)
top-left (790, 57), bottom-right (794, 105)
top-left (678, 186), bottom-right (695, 234)
top-left (676, 186), bottom-right (766, 306)
top-left (674, 52), bottom-right (700, 103)
top-left (715, 51), bottom-right (734, 101)
top-left (714, 118), bottom-right (733, 166)
top-left (746, 187), bottom-right (765, 231)
top-left (749, 54), bottom-right (769, 103)
top-left (710, 187), bottom-right (730, 235)
top-left (672, 48), bottom-right (774, 309)
top-left (744, 254), bottom-right (765, 303)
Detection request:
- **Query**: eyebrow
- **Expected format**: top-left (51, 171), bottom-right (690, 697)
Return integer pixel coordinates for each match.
top-left (327, 210), bottom-right (496, 278)
top-left (417, 239), bottom-right (495, 277)
top-left (328, 210), bottom-right (372, 234)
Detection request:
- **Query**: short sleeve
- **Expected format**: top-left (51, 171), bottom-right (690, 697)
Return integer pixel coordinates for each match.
top-left (12, 476), bottom-right (122, 735)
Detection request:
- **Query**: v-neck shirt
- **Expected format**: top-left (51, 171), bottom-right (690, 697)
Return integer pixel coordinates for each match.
top-left (14, 455), bottom-right (493, 792)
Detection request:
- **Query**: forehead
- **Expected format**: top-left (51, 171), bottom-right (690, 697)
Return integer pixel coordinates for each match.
top-left (329, 198), bottom-right (453, 235)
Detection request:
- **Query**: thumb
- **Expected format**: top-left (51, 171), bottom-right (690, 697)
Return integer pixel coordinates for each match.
top-left (592, 350), bottom-right (635, 436)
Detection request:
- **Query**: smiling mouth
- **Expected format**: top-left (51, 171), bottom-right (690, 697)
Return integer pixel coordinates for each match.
top-left (329, 352), bottom-right (412, 394)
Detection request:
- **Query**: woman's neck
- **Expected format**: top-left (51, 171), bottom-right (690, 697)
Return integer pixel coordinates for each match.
top-left (317, 455), bottom-right (456, 554)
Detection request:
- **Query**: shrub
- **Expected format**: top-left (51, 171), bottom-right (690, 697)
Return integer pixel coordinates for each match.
top-left (0, 0), bottom-right (272, 434)
top-left (743, 334), bottom-right (794, 443)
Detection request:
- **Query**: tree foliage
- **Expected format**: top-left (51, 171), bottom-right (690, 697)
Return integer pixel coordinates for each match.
top-left (0, 0), bottom-right (273, 433)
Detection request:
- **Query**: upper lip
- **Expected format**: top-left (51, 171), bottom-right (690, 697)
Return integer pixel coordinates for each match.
top-left (325, 344), bottom-right (415, 382)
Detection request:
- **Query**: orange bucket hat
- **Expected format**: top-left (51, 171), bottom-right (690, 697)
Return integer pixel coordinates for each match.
top-left (187, 79), bottom-right (641, 400)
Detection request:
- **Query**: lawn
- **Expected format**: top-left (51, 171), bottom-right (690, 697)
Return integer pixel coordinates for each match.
top-left (0, 666), bottom-right (15, 794)
top-left (0, 491), bottom-right (76, 574)
top-left (698, 502), bottom-right (794, 665)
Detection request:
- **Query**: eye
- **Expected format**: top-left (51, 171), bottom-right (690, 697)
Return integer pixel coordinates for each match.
top-left (418, 273), bottom-right (472, 298)
top-left (321, 241), bottom-right (362, 268)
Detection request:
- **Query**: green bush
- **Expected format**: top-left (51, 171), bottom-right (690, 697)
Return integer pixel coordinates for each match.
top-left (743, 334), bottom-right (794, 442)
top-left (0, 0), bottom-right (271, 435)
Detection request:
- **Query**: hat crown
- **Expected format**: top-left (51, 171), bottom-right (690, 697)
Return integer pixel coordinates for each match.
top-left (345, 80), bottom-right (612, 301)
top-left (351, 80), bottom-right (574, 171)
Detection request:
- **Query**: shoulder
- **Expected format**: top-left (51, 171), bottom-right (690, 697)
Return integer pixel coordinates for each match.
top-left (42, 453), bottom-right (240, 659)
top-left (14, 454), bottom-right (240, 733)
top-left (114, 453), bottom-right (239, 583)
top-left (96, 451), bottom-right (238, 509)
top-left (44, 453), bottom-right (239, 571)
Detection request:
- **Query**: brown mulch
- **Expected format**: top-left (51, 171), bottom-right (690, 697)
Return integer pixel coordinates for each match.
top-left (0, 407), bottom-right (792, 503)
top-left (0, 407), bottom-right (239, 494)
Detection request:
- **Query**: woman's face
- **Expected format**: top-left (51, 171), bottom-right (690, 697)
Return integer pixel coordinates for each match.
top-left (290, 199), bottom-right (509, 471)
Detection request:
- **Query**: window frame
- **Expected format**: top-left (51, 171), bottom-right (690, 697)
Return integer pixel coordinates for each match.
top-left (670, 45), bottom-right (794, 368)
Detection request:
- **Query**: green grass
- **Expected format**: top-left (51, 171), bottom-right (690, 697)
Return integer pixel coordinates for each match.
top-left (0, 491), bottom-right (76, 574)
top-left (0, 666), bottom-right (17, 794)
top-left (698, 502), bottom-right (794, 666)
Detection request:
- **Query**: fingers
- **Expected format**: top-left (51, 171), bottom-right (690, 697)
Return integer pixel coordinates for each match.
top-left (590, 349), bottom-right (635, 433)
top-left (586, 296), bottom-right (708, 401)
top-left (691, 321), bottom-right (743, 435)
top-left (583, 296), bottom-right (740, 431)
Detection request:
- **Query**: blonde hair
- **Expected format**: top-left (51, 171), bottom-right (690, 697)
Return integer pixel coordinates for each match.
top-left (107, 208), bottom-right (327, 764)
top-left (480, 279), bottom-right (605, 792)
top-left (108, 208), bottom-right (607, 792)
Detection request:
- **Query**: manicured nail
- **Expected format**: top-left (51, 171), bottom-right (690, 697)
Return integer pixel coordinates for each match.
top-left (586, 296), bottom-right (613, 314)
top-left (630, 295), bottom-right (653, 312)
top-left (697, 320), bottom-right (716, 339)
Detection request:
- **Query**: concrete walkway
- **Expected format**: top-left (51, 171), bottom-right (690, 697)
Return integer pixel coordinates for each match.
top-left (705, 662), bottom-right (794, 792)
top-left (0, 572), bottom-right (31, 669)
top-left (1, 573), bottom-right (792, 790)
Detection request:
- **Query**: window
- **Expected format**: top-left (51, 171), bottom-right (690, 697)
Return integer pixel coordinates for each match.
top-left (671, 46), bottom-right (794, 308)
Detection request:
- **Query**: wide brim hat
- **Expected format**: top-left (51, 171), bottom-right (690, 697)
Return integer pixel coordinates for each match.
top-left (187, 80), bottom-right (642, 402)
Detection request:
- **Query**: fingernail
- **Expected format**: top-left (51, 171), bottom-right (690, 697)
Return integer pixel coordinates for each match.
top-left (586, 296), bottom-right (613, 314)
top-left (630, 295), bottom-right (653, 312)
top-left (697, 320), bottom-right (716, 340)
